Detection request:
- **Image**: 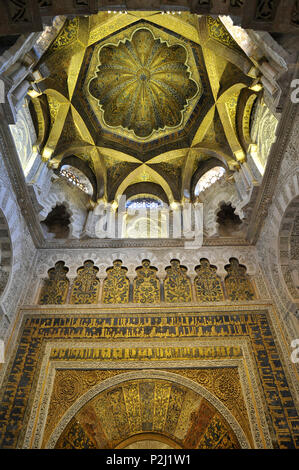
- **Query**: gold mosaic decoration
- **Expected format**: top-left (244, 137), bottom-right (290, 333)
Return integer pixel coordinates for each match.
top-left (206, 16), bottom-right (241, 52)
top-left (38, 261), bottom-right (69, 305)
top-left (88, 27), bottom-right (199, 138)
top-left (169, 368), bottom-right (252, 448)
top-left (194, 258), bottom-right (225, 302)
top-left (54, 378), bottom-right (241, 449)
top-left (48, 18), bottom-right (80, 53)
top-left (38, 258), bottom-right (259, 304)
top-left (30, 12), bottom-right (257, 207)
top-left (43, 369), bottom-right (123, 448)
top-left (1, 311), bottom-right (299, 449)
top-left (46, 95), bottom-right (60, 126)
top-left (164, 259), bottom-right (192, 303)
top-left (225, 92), bottom-right (239, 133)
top-left (102, 260), bottom-right (130, 303)
top-left (50, 345), bottom-right (242, 362)
top-left (70, 260), bottom-right (100, 304)
top-left (224, 257), bottom-right (255, 301)
top-left (133, 259), bottom-right (160, 303)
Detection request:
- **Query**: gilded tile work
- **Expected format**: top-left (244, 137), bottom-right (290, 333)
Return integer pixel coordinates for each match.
top-left (194, 258), bottom-right (225, 302)
top-left (70, 260), bottom-right (100, 304)
top-left (170, 368), bottom-right (253, 447)
top-left (49, 345), bottom-right (242, 361)
top-left (164, 260), bottom-right (192, 303)
top-left (48, 18), bottom-right (80, 53)
top-left (206, 16), bottom-right (241, 51)
top-left (225, 258), bottom-right (256, 301)
top-left (37, 258), bottom-right (258, 304)
top-left (88, 28), bottom-right (199, 138)
top-left (198, 413), bottom-right (239, 449)
top-left (56, 418), bottom-right (97, 449)
top-left (54, 379), bottom-right (240, 449)
top-left (133, 260), bottom-right (160, 303)
top-left (30, 355), bottom-right (253, 448)
top-left (38, 261), bottom-right (69, 305)
top-left (0, 311), bottom-right (298, 448)
top-left (102, 260), bottom-right (130, 304)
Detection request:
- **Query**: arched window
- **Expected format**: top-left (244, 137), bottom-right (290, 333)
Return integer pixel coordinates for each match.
top-left (122, 194), bottom-right (167, 238)
top-left (194, 166), bottom-right (226, 196)
top-left (125, 195), bottom-right (163, 210)
top-left (59, 164), bottom-right (93, 196)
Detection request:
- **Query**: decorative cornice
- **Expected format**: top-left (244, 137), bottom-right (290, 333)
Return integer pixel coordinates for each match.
top-left (37, 236), bottom-right (250, 249)
top-left (0, 113), bottom-right (44, 246)
top-left (246, 62), bottom-right (299, 245)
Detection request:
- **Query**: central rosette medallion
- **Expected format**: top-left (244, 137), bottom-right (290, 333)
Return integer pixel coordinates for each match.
top-left (89, 28), bottom-right (199, 138)
top-left (137, 67), bottom-right (151, 82)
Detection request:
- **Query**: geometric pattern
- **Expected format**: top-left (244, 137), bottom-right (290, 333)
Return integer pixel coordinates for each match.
top-left (0, 310), bottom-right (298, 448)
top-left (43, 367), bottom-right (251, 449)
top-left (55, 379), bottom-right (240, 449)
top-left (89, 28), bottom-right (199, 139)
top-left (37, 259), bottom-right (257, 304)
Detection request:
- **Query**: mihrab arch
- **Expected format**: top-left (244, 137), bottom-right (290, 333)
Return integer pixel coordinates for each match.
top-left (47, 370), bottom-right (250, 449)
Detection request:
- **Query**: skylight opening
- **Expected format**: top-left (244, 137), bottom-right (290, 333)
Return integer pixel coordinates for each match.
top-left (194, 167), bottom-right (226, 196)
top-left (123, 194), bottom-right (167, 238)
top-left (59, 165), bottom-right (93, 196)
top-left (125, 195), bottom-right (163, 210)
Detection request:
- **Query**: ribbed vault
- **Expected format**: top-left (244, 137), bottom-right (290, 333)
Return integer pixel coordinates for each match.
top-left (29, 11), bottom-right (260, 207)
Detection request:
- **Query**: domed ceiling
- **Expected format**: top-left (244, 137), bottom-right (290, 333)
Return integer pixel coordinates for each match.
top-left (71, 16), bottom-right (214, 158)
top-left (88, 28), bottom-right (200, 139)
top-left (30, 11), bottom-right (259, 205)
